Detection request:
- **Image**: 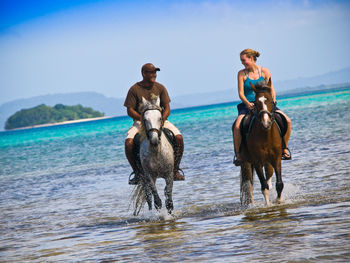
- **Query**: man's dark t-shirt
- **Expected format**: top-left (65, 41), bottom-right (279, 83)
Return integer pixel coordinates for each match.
top-left (124, 82), bottom-right (171, 114)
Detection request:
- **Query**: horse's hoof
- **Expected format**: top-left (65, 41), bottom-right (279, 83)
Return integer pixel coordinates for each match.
top-left (154, 197), bottom-right (162, 210)
top-left (276, 198), bottom-right (283, 204)
top-left (166, 201), bottom-right (174, 212)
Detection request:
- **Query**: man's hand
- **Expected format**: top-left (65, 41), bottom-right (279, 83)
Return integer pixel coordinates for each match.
top-left (127, 107), bottom-right (141, 121)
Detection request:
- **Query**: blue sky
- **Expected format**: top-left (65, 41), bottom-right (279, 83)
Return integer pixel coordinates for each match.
top-left (1, 0), bottom-right (350, 104)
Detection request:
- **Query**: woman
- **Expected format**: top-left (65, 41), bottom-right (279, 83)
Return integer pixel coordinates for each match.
top-left (232, 48), bottom-right (292, 166)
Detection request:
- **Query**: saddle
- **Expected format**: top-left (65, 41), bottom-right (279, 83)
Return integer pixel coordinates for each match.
top-left (132, 128), bottom-right (178, 174)
top-left (240, 111), bottom-right (288, 146)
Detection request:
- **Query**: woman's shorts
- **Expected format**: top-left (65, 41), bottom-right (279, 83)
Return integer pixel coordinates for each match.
top-left (126, 120), bottom-right (181, 139)
top-left (237, 103), bottom-right (250, 115)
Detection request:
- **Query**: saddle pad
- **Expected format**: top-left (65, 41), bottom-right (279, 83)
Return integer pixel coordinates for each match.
top-left (274, 112), bottom-right (287, 137)
top-left (132, 129), bottom-right (177, 174)
top-left (163, 128), bottom-right (177, 149)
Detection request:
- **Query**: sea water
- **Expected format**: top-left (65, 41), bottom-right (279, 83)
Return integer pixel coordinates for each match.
top-left (1, 88), bottom-right (350, 262)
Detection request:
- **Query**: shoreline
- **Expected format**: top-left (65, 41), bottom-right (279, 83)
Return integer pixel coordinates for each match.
top-left (7, 116), bottom-right (115, 131)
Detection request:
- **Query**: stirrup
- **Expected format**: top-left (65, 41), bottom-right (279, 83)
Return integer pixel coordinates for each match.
top-left (174, 168), bottom-right (185, 181)
top-left (233, 154), bottom-right (243, 166)
top-left (282, 147), bottom-right (292, 160)
top-left (128, 171), bottom-right (139, 185)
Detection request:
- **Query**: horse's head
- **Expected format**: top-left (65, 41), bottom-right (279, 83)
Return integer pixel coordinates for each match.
top-left (250, 79), bottom-right (275, 130)
top-left (141, 96), bottom-right (163, 146)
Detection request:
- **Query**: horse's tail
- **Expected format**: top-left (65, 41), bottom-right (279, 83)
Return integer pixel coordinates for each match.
top-left (130, 183), bottom-right (146, 216)
top-left (240, 162), bottom-right (254, 207)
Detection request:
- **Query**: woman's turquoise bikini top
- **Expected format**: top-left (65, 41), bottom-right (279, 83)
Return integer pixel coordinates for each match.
top-left (243, 66), bottom-right (265, 102)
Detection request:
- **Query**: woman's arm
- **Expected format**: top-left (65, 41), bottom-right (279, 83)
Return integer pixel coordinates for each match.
top-left (238, 70), bottom-right (254, 110)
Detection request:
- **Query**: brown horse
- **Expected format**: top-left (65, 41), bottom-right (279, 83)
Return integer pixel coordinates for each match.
top-left (239, 80), bottom-right (284, 206)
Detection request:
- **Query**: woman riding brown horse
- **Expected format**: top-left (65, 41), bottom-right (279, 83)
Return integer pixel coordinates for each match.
top-left (233, 48), bottom-right (291, 166)
top-left (239, 80), bottom-right (284, 206)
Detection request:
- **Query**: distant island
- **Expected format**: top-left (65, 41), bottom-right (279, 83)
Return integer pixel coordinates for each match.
top-left (1, 68), bottom-right (350, 130)
top-left (5, 104), bottom-right (104, 130)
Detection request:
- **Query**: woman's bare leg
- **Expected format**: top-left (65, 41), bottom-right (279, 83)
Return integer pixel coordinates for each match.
top-left (276, 110), bottom-right (291, 158)
top-left (232, 114), bottom-right (245, 160)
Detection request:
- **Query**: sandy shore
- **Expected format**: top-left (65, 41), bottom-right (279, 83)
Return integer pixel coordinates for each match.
top-left (8, 116), bottom-right (115, 131)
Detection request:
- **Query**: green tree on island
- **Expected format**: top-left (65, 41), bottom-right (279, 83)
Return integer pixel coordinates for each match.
top-left (5, 104), bottom-right (104, 130)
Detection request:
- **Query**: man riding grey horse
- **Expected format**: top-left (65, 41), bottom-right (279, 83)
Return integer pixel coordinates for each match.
top-left (124, 63), bottom-right (185, 185)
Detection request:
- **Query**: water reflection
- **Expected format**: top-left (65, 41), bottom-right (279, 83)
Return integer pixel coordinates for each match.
top-left (134, 220), bottom-right (187, 259)
top-left (135, 220), bottom-right (184, 239)
top-left (242, 206), bottom-right (289, 222)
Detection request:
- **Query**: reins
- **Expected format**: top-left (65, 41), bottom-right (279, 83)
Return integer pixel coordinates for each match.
top-left (252, 92), bottom-right (276, 130)
top-left (142, 107), bottom-right (163, 140)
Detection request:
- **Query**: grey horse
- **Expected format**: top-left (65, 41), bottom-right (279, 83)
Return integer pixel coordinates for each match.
top-left (131, 96), bottom-right (175, 215)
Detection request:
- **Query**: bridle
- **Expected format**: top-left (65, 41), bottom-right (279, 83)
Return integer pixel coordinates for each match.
top-left (142, 107), bottom-right (163, 140)
top-left (252, 91), bottom-right (275, 130)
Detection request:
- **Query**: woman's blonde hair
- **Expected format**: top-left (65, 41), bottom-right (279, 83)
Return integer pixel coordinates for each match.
top-left (240, 48), bottom-right (260, 62)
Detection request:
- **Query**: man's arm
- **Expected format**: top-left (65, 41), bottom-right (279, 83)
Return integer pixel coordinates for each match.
top-left (162, 103), bottom-right (170, 123)
top-left (127, 107), bottom-right (141, 121)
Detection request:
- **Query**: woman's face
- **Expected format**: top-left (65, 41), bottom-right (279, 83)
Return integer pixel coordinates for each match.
top-left (240, 54), bottom-right (254, 68)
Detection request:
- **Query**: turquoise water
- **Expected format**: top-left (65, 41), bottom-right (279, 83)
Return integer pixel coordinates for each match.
top-left (1, 89), bottom-right (350, 262)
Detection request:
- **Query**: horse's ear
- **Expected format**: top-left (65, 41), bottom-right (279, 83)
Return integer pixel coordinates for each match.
top-left (250, 82), bottom-right (257, 93)
top-left (142, 97), bottom-right (149, 107)
top-left (267, 78), bottom-right (272, 88)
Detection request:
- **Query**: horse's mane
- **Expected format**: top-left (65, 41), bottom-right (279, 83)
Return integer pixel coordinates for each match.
top-left (254, 81), bottom-right (275, 103)
top-left (254, 80), bottom-right (271, 93)
top-left (141, 103), bottom-right (162, 113)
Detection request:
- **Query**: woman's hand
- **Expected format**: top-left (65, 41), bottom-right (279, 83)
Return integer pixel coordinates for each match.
top-left (246, 102), bottom-right (255, 110)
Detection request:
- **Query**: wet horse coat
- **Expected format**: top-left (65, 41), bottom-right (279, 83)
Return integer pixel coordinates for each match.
top-left (239, 80), bottom-right (284, 206)
top-left (131, 96), bottom-right (175, 215)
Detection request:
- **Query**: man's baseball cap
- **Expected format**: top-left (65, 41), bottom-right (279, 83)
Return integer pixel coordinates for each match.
top-left (141, 63), bottom-right (160, 72)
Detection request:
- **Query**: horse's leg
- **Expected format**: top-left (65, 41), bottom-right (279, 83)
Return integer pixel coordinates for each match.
top-left (147, 182), bottom-right (162, 211)
top-left (265, 164), bottom-right (274, 191)
top-left (143, 174), bottom-right (162, 211)
top-left (142, 177), bottom-right (153, 211)
top-left (255, 165), bottom-right (270, 206)
top-left (274, 160), bottom-right (284, 203)
top-left (164, 175), bottom-right (174, 214)
top-left (240, 162), bottom-right (254, 207)
top-left (150, 179), bottom-right (162, 211)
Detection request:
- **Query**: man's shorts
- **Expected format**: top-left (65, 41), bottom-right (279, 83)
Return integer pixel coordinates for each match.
top-left (126, 120), bottom-right (181, 139)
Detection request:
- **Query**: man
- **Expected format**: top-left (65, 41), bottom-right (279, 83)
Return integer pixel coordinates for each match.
top-left (124, 63), bottom-right (185, 185)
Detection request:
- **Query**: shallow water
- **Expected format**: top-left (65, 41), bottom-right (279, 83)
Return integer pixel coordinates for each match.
top-left (1, 89), bottom-right (350, 262)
